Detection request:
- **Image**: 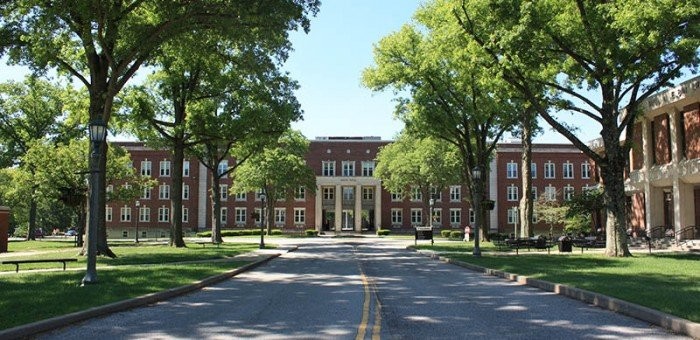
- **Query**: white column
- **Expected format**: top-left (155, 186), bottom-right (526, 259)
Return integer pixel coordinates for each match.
top-left (197, 163), bottom-right (208, 230)
top-left (335, 184), bottom-right (342, 232)
top-left (374, 184), bottom-right (382, 230)
top-left (315, 183), bottom-right (322, 231)
top-left (488, 157), bottom-right (498, 231)
top-left (355, 185), bottom-right (362, 232)
top-left (642, 118), bottom-right (653, 233)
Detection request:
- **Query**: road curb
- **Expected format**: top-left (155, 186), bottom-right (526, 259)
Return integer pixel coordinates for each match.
top-left (0, 248), bottom-right (296, 340)
top-left (414, 249), bottom-right (700, 339)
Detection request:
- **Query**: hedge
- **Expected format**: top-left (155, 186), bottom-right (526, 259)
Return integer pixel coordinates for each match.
top-left (376, 229), bottom-right (391, 236)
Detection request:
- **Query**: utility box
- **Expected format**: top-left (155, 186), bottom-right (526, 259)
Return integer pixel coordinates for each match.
top-left (0, 206), bottom-right (9, 253)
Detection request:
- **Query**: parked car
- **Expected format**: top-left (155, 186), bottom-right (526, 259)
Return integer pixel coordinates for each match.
top-left (65, 229), bottom-right (77, 236)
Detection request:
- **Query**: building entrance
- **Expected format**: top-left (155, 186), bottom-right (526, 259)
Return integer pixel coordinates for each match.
top-left (341, 210), bottom-right (354, 231)
top-left (322, 210), bottom-right (335, 231)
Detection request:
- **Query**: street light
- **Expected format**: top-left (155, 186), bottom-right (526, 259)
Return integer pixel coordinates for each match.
top-left (135, 200), bottom-right (140, 244)
top-left (428, 198), bottom-right (435, 228)
top-left (472, 165), bottom-right (482, 257)
top-left (83, 118), bottom-right (107, 285)
top-left (259, 193), bottom-right (266, 249)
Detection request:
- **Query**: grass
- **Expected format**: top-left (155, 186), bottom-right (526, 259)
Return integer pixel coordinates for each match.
top-left (0, 240), bottom-right (263, 330)
top-left (414, 241), bottom-right (700, 323)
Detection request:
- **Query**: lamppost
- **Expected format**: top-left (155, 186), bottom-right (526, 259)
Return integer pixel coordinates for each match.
top-left (83, 118), bottom-right (107, 285)
top-left (259, 193), bottom-right (266, 249)
top-left (472, 166), bottom-right (482, 257)
top-left (134, 200), bottom-right (140, 243)
top-left (428, 198), bottom-right (435, 228)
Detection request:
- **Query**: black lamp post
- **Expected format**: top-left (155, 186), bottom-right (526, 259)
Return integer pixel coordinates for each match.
top-left (134, 200), bottom-right (140, 244)
top-left (428, 198), bottom-right (435, 228)
top-left (259, 193), bottom-right (266, 249)
top-left (472, 165), bottom-right (482, 257)
top-left (83, 118), bottom-right (107, 285)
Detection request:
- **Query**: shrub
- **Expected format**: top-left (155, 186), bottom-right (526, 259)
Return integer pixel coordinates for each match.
top-left (270, 229), bottom-right (283, 235)
top-left (376, 229), bottom-right (391, 236)
top-left (450, 231), bottom-right (464, 240)
top-left (196, 231), bottom-right (212, 237)
top-left (440, 230), bottom-right (452, 238)
top-left (305, 229), bottom-right (319, 237)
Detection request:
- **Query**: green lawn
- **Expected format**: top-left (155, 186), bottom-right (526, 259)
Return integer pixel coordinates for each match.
top-left (414, 241), bottom-right (700, 323)
top-left (0, 240), bottom-right (263, 330)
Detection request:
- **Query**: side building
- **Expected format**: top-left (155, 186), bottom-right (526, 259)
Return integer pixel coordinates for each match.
top-left (105, 138), bottom-right (597, 239)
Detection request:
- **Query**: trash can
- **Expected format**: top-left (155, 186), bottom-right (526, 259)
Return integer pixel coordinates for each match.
top-left (558, 236), bottom-right (572, 252)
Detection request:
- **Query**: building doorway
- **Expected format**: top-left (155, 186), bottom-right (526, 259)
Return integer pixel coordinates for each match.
top-left (322, 210), bottom-right (335, 231)
top-left (663, 191), bottom-right (674, 228)
top-left (341, 209), bottom-right (354, 231)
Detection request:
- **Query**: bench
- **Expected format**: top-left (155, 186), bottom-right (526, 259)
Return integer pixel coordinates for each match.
top-left (193, 241), bottom-right (221, 248)
top-left (1, 258), bottom-right (78, 273)
top-left (572, 238), bottom-right (606, 253)
top-left (506, 237), bottom-right (554, 254)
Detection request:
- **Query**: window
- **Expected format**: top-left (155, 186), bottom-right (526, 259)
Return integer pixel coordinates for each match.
top-left (581, 162), bottom-right (591, 179)
top-left (235, 192), bottom-right (246, 201)
top-left (362, 187), bottom-right (374, 200)
top-left (468, 208), bottom-right (475, 224)
top-left (544, 185), bottom-right (557, 201)
top-left (139, 207), bottom-right (150, 222)
top-left (140, 160), bottom-right (152, 176)
top-left (106, 207), bottom-right (113, 222)
top-left (235, 208), bottom-right (246, 224)
top-left (255, 189), bottom-right (264, 200)
top-left (451, 209), bottom-right (462, 224)
top-left (275, 208), bottom-right (286, 224)
top-left (532, 210), bottom-right (538, 224)
top-left (391, 209), bottom-right (403, 224)
top-left (342, 161), bottom-right (355, 176)
top-left (430, 187), bottom-right (442, 201)
top-left (217, 160), bottom-right (228, 178)
top-left (182, 208), bottom-right (189, 223)
top-left (322, 161), bottom-right (335, 176)
top-left (410, 186), bottom-right (422, 201)
top-left (342, 187), bottom-right (354, 200)
top-left (563, 162), bottom-right (574, 179)
top-left (295, 187), bottom-right (305, 200)
top-left (431, 208), bottom-right (442, 225)
top-left (361, 161), bottom-right (375, 177)
top-left (410, 209), bottom-right (422, 225)
top-left (122, 231), bottom-right (128, 238)
top-left (254, 208), bottom-right (262, 223)
top-left (544, 162), bottom-right (555, 179)
top-left (507, 185), bottom-right (518, 201)
top-left (507, 208), bottom-right (518, 224)
top-left (182, 184), bottom-right (190, 200)
top-left (450, 186), bottom-right (461, 201)
top-left (183, 161), bottom-right (190, 177)
top-left (506, 162), bottom-right (518, 178)
top-left (141, 187), bottom-right (151, 200)
top-left (159, 160), bottom-right (171, 177)
top-left (531, 163), bottom-right (537, 179)
top-left (294, 208), bottom-right (305, 224)
top-left (158, 206), bottom-right (169, 222)
top-left (120, 206), bottom-right (131, 222)
top-left (391, 190), bottom-right (403, 202)
top-left (106, 185), bottom-right (114, 194)
top-left (531, 187), bottom-right (538, 200)
top-left (564, 185), bottom-right (575, 201)
top-left (221, 207), bottom-right (228, 223)
top-left (323, 187), bottom-right (334, 200)
top-left (159, 184), bottom-right (170, 200)
top-left (220, 184), bottom-right (228, 201)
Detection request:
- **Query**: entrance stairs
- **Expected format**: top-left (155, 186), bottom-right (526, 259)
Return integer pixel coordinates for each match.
top-left (628, 237), bottom-right (700, 252)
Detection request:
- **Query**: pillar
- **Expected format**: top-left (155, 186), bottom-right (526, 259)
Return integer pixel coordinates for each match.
top-left (374, 184), bottom-right (382, 229)
top-left (0, 206), bottom-right (10, 253)
top-left (355, 184), bottom-right (362, 232)
top-left (315, 184), bottom-right (322, 231)
top-left (334, 184), bottom-right (342, 232)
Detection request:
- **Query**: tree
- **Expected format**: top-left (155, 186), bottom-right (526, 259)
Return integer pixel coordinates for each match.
top-left (363, 7), bottom-right (523, 244)
top-left (534, 191), bottom-right (568, 239)
top-left (374, 132), bottom-right (460, 226)
top-left (0, 76), bottom-right (81, 240)
top-left (512, 107), bottom-right (542, 237)
top-left (1, 0), bottom-right (319, 256)
top-left (455, 0), bottom-right (699, 256)
top-left (231, 130), bottom-right (316, 234)
top-left (564, 187), bottom-right (605, 236)
top-left (189, 71), bottom-right (302, 244)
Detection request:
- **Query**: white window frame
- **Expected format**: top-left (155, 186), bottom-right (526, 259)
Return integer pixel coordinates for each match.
top-left (235, 208), bottom-right (246, 224)
top-left (139, 207), bottom-right (150, 222)
top-left (323, 187), bottom-right (334, 200)
top-left (159, 160), bottom-right (171, 177)
top-left (140, 160), bottom-right (152, 177)
top-left (362, 187), bottom-right (373, 200)
top-left (220, 184), bottom-right (228, 201)
top-left (159, 184), bottom-right (170, 200)
top-left (342, 161), bottom-right (355, 176)
top-left (391, 191), bottom-right (403, 202)
top-left (361, 161), bottom-right (375, 177)
top-left (581, 162), bottom-right (591, 179)
top-left (506, 162), bottom-right (518, 179)
top-left (410, 186), bottom-right (422, 201)
top-left (218, 160), bottom-right (228, 178)
top-left (322, 161), bottom-right (335, 176)
top-left (295, 187), bottom-right (306, 200)
top-left (450, 186), bottom-right (461, 202)
top-left (182, 207), bottom-right (189, 223)
top-left (544, 185), bottom-right (557, 201)
top-left (221, 207), bottom-right (228, 223)
top-left (294, 208), bottom-right (305, 224)
top-left (183, 161), bottom-right (190, 177)
top-left (391, 208), bottom-right (402, 225)
top-left (274, 208), bottom-right (286, 224)
top-left (563, 162), bottom-right (574, 179)
top-left (544, 162), bottom-right (555, 179)
top-left (430, 187), bottom-right (442, 202)
top-left (158, 206), bottom-right (169, 222)
top-left (235, 192), bottom-right (247, 201)
top-left (564, 185), bottom-right (575, 201)
top-left (106, 206), bottom-right (113, 222)
top-left (410, 208), bottom-right (422, 225)
top-left (182, 184), bottom-right (190, 200)
top-left (507, 185), bottom-right (518, 201)
top-left (141, 187), bottom-right (151, 200)
top-left (342, 187), bottom-right (354, 201)
top-left (468, 208), bottom-right (474, 224)
top-left (432, 208), bottom-right (442, 225)
top-left (120, 206), bottom-right (131, 222)
top-left (531, 163), bottom-right (537, 179)
top-left (507, 207), bottom-right (518, 224)
top-left (451, 208), bottom-right (462, 225)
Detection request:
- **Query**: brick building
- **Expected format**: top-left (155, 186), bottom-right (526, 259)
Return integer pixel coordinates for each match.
top-left (623, 76), bottom-right (700, 240)
top-left (106, 137), bottom-right (599, 239)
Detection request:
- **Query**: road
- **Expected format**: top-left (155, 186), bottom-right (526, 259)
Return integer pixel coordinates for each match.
top-left (40, 238), bottom-right (686, 339)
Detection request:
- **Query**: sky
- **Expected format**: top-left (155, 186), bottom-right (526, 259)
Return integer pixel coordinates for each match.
top-left (0, 1), bottom-right (609, 144)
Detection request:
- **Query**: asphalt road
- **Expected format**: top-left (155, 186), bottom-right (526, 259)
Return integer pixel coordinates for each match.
top-left (39, 238), bottom-right (687, 339)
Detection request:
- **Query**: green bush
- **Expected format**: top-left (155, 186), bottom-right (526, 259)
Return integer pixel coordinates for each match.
top-left (196, 231), bottom-right (212, 237)
top-left (376, 229), bottom-right (391, 236)
top-left (270, 229), bottom-right (283, 235)
top-left (305, 229), bottom-right (319, 237)
top-left (440, 230), bottom-right (452, 238)
top-left (450, 231), bottom-right (464, 239)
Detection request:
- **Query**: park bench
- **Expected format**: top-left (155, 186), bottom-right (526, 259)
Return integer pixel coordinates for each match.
top-left (1, 258), bottom-right (78, 273)
top-left (572, 238), bottom-right (606, 253)
top-left (506, 237), bottom-right (554, 254)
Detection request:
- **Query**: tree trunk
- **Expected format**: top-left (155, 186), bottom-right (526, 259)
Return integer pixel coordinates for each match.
top-left (169, 143), bottom-right (186, 247)
top-left (97, 141), bottom-right (117, 258)
top-left (210, 173), bottom-right (223, 244)
top-left (520, 120), bottom-right (534, 237)
top-left (26, 184), bottom-right (37, 241)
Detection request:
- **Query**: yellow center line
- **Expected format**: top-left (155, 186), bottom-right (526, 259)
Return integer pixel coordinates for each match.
top-left (356, 263), bottom-right (371, 340)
